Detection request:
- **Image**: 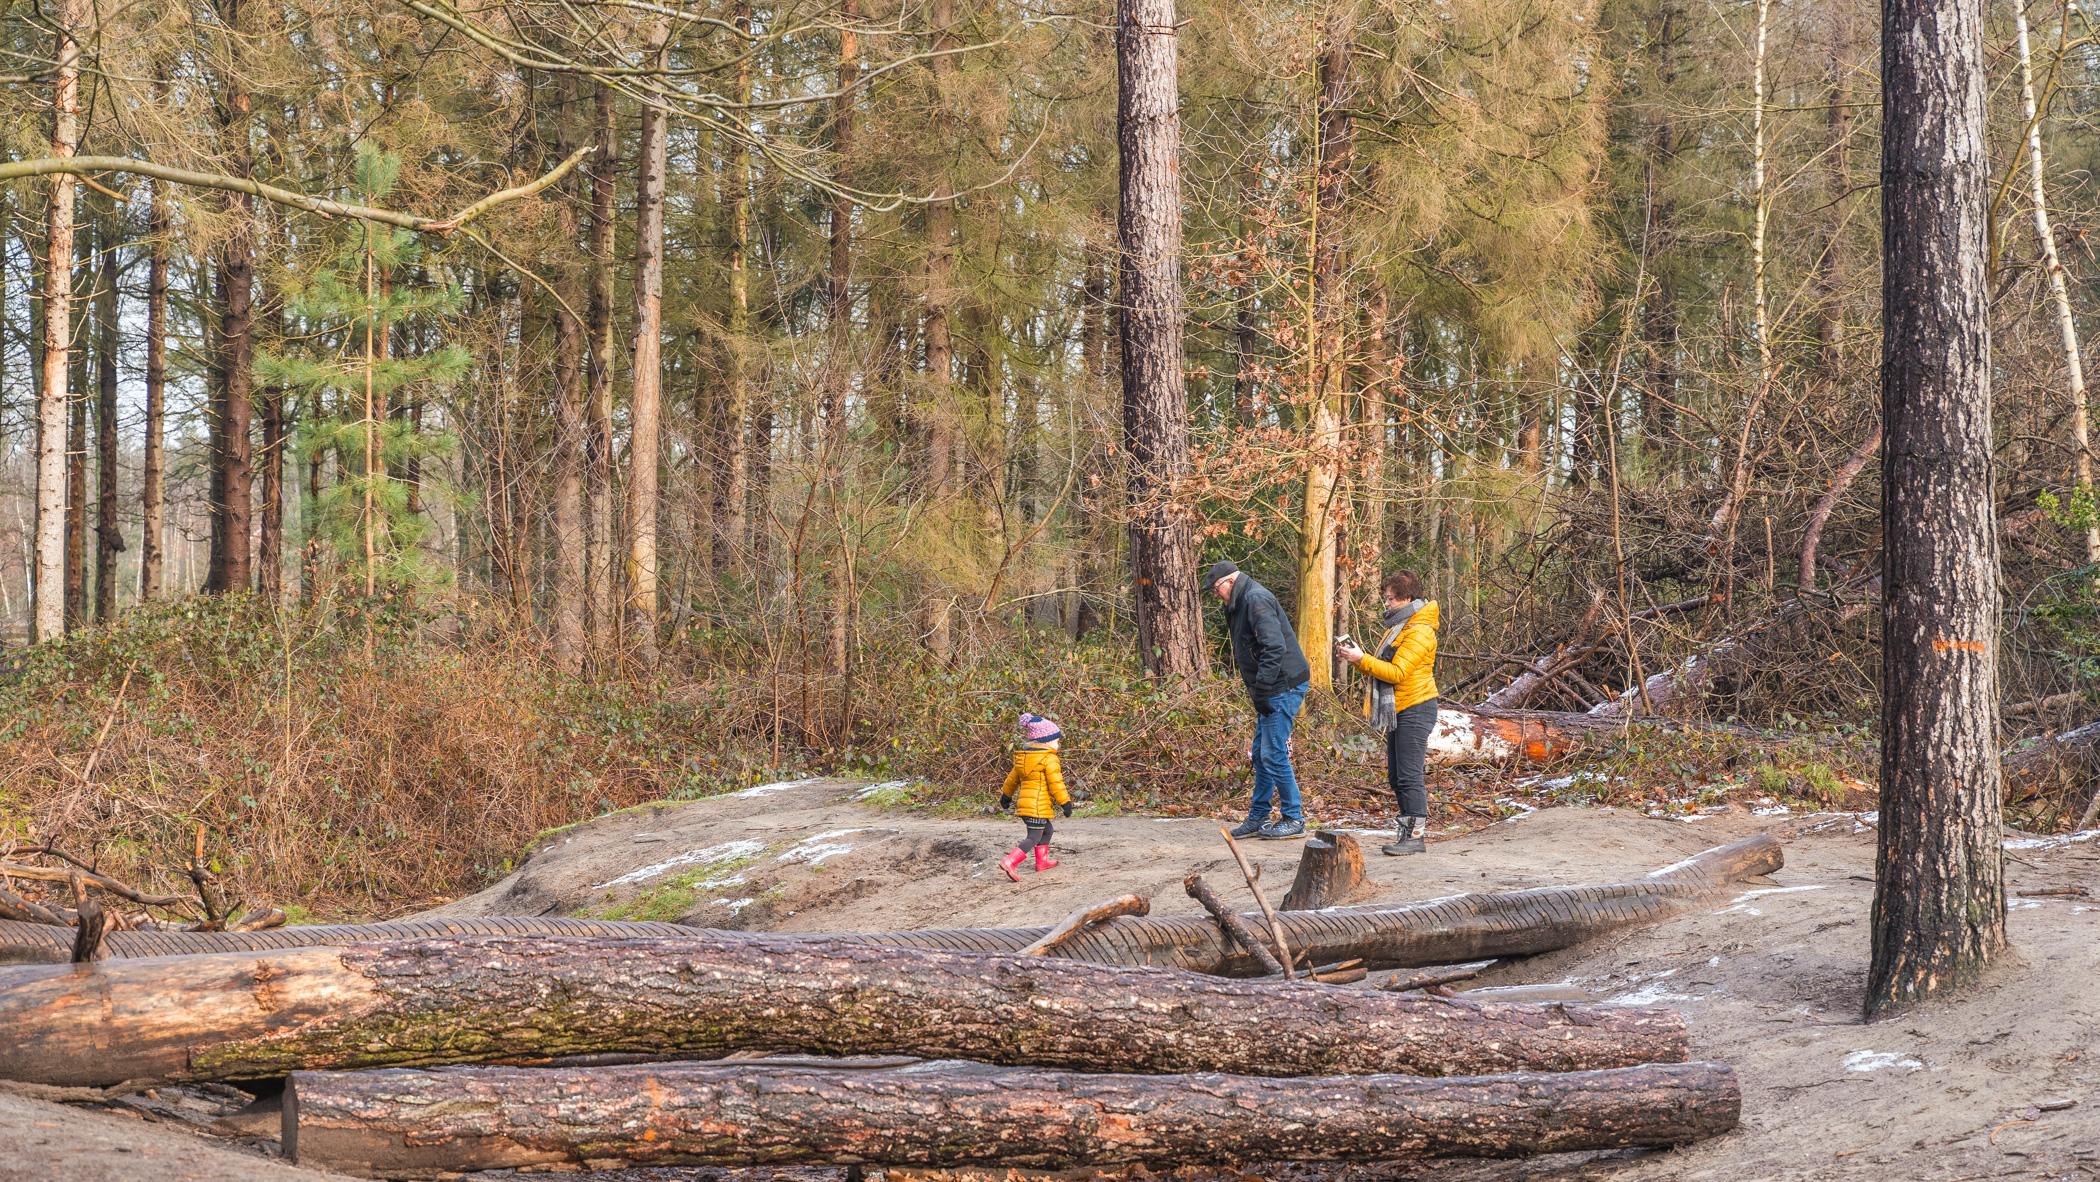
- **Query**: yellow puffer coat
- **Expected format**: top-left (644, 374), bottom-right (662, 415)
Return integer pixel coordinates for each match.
top-left (1354, 600), bottom-right (1440, 715)
top-left (1001, 743), bottom-right (1071, 820)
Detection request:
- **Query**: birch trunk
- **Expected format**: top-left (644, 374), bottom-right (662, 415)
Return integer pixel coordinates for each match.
top-left (2012, 0), bottom-right (2100, 571)
top-left (548, 76), bottom-right (588, 670)
top-left (715, 6), bottom-right (754, 573)
top-left (1869, 0), bottom-right (2007, 1017)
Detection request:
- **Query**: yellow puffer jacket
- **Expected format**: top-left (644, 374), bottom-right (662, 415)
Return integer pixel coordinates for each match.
top-left (1001, 743), bottom-right (1071, 820)
top-left (1354, 600), bottom-right (1440, 715)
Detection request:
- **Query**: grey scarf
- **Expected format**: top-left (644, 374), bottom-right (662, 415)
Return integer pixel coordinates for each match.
top-left (1368, 599), bottom-right (1424, 733)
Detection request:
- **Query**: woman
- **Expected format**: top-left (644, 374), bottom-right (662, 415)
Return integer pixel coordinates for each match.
top-left (1337, 572), bottom-right (1439, 856)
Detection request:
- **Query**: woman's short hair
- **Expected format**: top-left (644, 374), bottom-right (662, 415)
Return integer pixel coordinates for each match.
top-left (1382, 571), bottom-right (1423, 601)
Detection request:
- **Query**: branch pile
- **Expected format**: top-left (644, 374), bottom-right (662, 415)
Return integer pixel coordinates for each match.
top-left (0, 836), bottom-right (1775, 1176)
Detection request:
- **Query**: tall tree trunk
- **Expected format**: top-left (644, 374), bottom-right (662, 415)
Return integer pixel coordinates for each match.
top-left (548, 77), bottom-right (588, 670)
top-left (66, 306), bottom-right (86, 630)
top-left (2012, 0), bottom-right (2100, 572)
top-left (1639, 1), bottom-right (1682, 478)
top-left (206, 0), bottom-right (255, 596)
top-left (33, 0), bottom-right (85, 643)
top-left (94, 208), bottom-right (120, 622)
top-left (916, 0), bottom-right (962, 660)
top-left (625, 20), bottom-right (670, 669)
top-left (715, 6), bottom-right (754, 574)
top-left (141, 171), bottom-right (168, 602)
top-left (1296, 22), bottom-right (1355, 692)
top-left (827, 0), bottom-right (860, 691)
top-left (257, 382), bottom-right (285, 605)
top-left (1816, 6), bottom-right (1853, 370)
top-left (1117, 0), bottom-right (1205, 680)
top-left (585, 81), bottom-right (619, 654)
top-left (1868, 0), bottom-right (2007, 1018)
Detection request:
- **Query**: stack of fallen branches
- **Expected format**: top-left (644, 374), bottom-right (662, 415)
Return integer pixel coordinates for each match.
top-left (0, 827), bottom-right (285, 961)
top-left (0, 835), bottom-right (1777, 1177)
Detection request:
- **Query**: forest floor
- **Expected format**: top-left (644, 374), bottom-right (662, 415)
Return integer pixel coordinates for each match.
top-left (2, 777), bottom-right (2095, 1181)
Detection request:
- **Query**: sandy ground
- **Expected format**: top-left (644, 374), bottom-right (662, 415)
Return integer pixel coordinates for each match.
top-left (5, 776), bottom-right (2096, 1180)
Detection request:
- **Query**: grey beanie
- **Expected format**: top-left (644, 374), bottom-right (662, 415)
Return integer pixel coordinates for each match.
top-left (1204, 560), bottom-right (1239, 588)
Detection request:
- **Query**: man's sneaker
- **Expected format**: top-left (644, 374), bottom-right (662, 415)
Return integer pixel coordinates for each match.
top-left (1229, 818), bottom-right (1269, 839)
top-left (1257, 819), bottom-right (1307, 840)
top-left (1381, 816), bottom-right (1428, 856)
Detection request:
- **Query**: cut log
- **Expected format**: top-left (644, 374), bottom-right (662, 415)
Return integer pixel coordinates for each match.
top-left (283, 1060), bottom-right (1742, 1178)
top-left (0, 834), bottom-right (1785, 976)
top-left (0, 931), bottom-right (1693, 1088)
top-left (1280, 830), bottom-right (1366, 911)
top-left (1020, 894), bottom-right (1149, 956)
top-left (2001, 718), bottom-right (2100, 823)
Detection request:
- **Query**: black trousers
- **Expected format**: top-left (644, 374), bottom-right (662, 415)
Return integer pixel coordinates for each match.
top-left (1019, 818), bottom-right (1054, 850)
top-left (1385, 698), bottom-right (1438, 818)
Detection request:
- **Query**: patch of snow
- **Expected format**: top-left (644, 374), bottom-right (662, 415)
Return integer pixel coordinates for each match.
top-left (1646, 852), bottom-right (1709, 878)
top-left (2003, 828), bottom-right (2100, 852)
top-left (1752, 805), bottom-right (1793, 816)
top-left (1494, 797), bottom-right (1539, 820)
top-left (1603, 971), bottom-right (1690, 1007)
top-left (1843, 1050), bottom-right (1923, 1073)
top-left (715, 897), bottom-right (758, 914)
top-left (781, 828), bottom-right (865, 865)
top-left (592, 839), bottom-right (768, 890)
top-left (1707, 956), bottom-right (1721, 967)
top-left (1712, 885), bottom-right (1826, 917)
top-left (733, 777), bottom-right (824, 798)
top-left (2010, 899), bottom-right (2043, 910)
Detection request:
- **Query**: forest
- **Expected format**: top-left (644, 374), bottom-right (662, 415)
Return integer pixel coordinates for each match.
top-left (0, 0), bottom-right (2094, 1176)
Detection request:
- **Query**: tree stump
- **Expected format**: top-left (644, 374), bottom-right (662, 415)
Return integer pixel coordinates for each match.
top-left (1281, 830), bottom-right (1366, 911)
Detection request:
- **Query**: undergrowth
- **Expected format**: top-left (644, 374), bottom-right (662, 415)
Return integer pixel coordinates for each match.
top-left (0, 594), bottom-right (1881, 920)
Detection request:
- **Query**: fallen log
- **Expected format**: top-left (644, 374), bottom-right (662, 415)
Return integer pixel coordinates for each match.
top-left (1279, 830), bottom-right (1365, 911)
top-left (283, 1060), bottom-right (1742, 1178)
top-left (0, 834), bottom-right (1784, 976)
top-left (2002, 718), bottom-right (2100, 825)
top-left (0, 930), bottom-right (1693, 1088)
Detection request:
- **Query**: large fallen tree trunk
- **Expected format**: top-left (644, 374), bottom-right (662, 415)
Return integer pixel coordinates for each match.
top-left (2002, 718), bottom-right (2100, 824)
top-left (0, 835), bottom-right (1783, 975)
top-left (284, 1060), bottom-right (1741, 1178)
top-left (0, 927), bottom-right (1695, 1088)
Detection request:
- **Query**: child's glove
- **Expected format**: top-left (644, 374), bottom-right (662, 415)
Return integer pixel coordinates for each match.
top-left (1060, 801), bottom-right (1075, 818)
top-left (999, 794), bottom-right (1015, 813)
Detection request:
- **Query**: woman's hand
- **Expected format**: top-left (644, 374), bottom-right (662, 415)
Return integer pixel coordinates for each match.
top-left (1336, 641), bottom-right (1365, 663)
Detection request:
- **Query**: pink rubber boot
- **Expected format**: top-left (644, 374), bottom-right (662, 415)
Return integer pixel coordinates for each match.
top-left (1000, 847), bottom-right (1027, 882)
top-left (1032, 845), bottom-right (1059, 872)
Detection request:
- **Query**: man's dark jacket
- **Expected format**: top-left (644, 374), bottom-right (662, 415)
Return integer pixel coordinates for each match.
top-left (1223, 574), bottom-right (1312, 710)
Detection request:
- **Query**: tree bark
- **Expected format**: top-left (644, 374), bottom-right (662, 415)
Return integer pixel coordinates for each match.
top-left (66, 326), bottom-right (87, 629)
top-left (584, 80), bottom-right (619, 654)
top-left (282, 1060), bottom-right (1741, 1178)
top-left (826, 0), bottom-right (859, 687)
top-left (1296, 24), bottom-right (1354, 690)
top-left (0, 932), bottom-right (1691, 1088)
top-left (94, 207), bottom-right (120, 622)
top-left (33, 0), bottom-right (85, 643)
top-left (547, 76), bottom-right (588, 671)
top-left (715, 0), bottom-right (755, 574)
top-left (1118, 0), bottom-right (1205, 680)
top-left (141, 172), bottom-right (168, 601)
top-left (1281, 830), bottom-right (1366, 911)
top-left (625, 20), bottom-right (670, 668)
top-left (206, 0), bottom-right (255, 597)
top-left (1868, 0), bottom-right (2007, 1018)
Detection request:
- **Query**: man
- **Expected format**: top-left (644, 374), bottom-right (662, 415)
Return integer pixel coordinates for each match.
top-left (1207, 560), bottom-right (1312, 840)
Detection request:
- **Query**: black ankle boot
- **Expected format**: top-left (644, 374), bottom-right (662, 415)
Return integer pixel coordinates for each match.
top-left (1380, 815), bottom-right (1427, 856)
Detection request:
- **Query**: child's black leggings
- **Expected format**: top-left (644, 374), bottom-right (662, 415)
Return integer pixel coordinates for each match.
top-left (1019, 818), bottom-right (1054, 850)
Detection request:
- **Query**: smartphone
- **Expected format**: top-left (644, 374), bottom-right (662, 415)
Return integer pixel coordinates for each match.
top-left (1336, 634), bottom-right (1354, 649)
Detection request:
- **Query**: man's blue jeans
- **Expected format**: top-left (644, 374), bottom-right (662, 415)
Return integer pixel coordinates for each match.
top-left (1246, 680), bottom-right (1309, 825)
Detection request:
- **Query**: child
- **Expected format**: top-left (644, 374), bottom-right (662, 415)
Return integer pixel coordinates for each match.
top-left (999, 712), bottom-right (1074, 881)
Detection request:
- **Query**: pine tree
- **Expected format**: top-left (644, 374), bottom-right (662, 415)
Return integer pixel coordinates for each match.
top-left (258, 146), bottom-right (464, 597)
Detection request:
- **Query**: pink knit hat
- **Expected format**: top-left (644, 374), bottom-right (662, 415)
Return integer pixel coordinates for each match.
top-left (1019, 712), bottom-right (1063, 743)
